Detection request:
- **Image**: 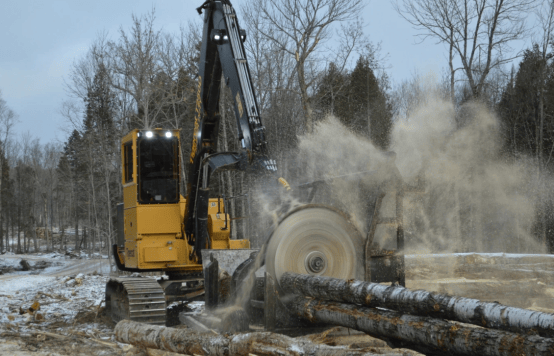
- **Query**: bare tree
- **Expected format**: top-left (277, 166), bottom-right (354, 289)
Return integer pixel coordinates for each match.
top-left (243, 0), bottom-right (365, 132)
top-left (0, 90), bottom-right (18, 252)
top-left (108, 10), bottom-right (164, 129)
top-left (43, 143), bottom-right (60, 251)
top-left (395, 0), bottom-right (536, 99)
top-left (532, 0), bottom-right (554, 245)
top-left (535, 0), bottom-right (554, 172)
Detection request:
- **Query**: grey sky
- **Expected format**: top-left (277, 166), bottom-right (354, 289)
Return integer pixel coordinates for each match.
top-left (0, 0), bottom-right (457, 146)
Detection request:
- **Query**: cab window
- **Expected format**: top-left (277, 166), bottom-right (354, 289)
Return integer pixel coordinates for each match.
top-left (138, 135), bottom-right (180, 204)
top-left (123, 143), bottom-right (133, 183)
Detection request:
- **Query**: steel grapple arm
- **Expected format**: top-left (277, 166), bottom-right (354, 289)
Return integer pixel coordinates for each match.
top-left (185, 0), bottom-right (277, 262)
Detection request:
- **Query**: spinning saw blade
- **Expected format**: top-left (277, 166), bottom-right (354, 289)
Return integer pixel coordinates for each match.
top-left (265, 207), bottom-right (364, 285)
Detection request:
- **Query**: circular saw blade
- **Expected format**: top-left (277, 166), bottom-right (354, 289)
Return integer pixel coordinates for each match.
top-left (265, 207), bottom-right (364, 286)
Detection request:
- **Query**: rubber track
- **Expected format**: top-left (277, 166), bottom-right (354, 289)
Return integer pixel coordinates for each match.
top-left (106, 277), bottom-right (166, 325)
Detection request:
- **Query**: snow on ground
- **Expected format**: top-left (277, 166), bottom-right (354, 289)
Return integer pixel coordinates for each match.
top-left (0, 251), bottom-right (553, 355)
top-left (406, 252), bottom-right (554, 259)
top-left (0, 253), bottom-right (121, 355)
top-left (0, 254), bottom-right (112, 335)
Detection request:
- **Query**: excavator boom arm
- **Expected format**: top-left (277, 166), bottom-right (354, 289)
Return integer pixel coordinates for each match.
top-left (185, 0), bottom-right (276, 261)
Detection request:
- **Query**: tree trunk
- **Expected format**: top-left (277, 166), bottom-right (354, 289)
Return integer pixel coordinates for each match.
top-left (449, 29), bottom-right (455, 104)
top-left (285, 296), bottom-right (554, 356)
top-left (74, 220), bottom-right (79, 252)
top-left (32, 218), bottom-right (38, 252)
top-left (0, 213), bottom-right (3, 253)
top-left (114, 320), bottom-right (397, 356)
top-left (60, 225), bottom-right (64, 251)
top-left (539, 66), bottom-right (546, 247)
top-left (280, 272), bottom-right (554, 338)
top-left (83, 226), bottom-right (88, 253)
top-left (43, 197), bottom-right (50, 252)
top-left (49, 191), bottom-right (54, 250)
top-left (104, 165), bottom-right (112, 257)
top-left (17, 205), bottom-right (21, 254)
top-left (10, 211), bottom-right (14, 252)
top-left (297, 59), bottom-right (314, 133)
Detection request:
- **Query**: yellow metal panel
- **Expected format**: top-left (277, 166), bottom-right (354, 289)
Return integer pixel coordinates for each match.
top-left (124, 184), bottom-right (137, 209)
top-left (208, 213), bottom-right (230, 241)
top-left (137, 236), bottom-right (198, 270)
top-left (124, 207), bottom-right (137, 241)
top-left (212, 240), bottom-right (229, 249)
top-left (164, 264), bottom-right (203, 272)
top-left (207, 199), bottom-right (224, 214)
top-left (124, 207), bottom-right (138, 267)
top-left (137, 205), bottom-right (181, 235)
top-left (230, 239), bottom-right (250, 249)
top-left (124, 241), bottom-right (138, 268)
top-left (143, 246), bottom-right (178, 262)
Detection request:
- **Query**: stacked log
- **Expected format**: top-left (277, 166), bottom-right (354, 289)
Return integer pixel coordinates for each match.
top-left (281, 272), bottom-right (554, 356)
top-left (280, 272), bottom-right (554, 338)
top-left (115, 272), bottom-right (554, 356)
top-left (286, 296), bottom-right (554, 356)
top-left (114, 319), bottom-right (410, 356)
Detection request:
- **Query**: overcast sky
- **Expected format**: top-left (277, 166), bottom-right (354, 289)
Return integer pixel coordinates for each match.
top-left (0, 0), bottom-right (505, 146)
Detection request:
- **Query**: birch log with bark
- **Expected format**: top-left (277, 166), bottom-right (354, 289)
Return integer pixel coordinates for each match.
top-left (281, 272), bottom-right (554, 338)
top-left (114, 320), bottom-right (229, 355)
top-left (115, 320), bottom-right (400, 356)
top-left (285, 296), bottom-right (554, 356)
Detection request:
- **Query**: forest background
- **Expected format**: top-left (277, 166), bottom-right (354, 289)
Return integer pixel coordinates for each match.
top-left (1, 0), bottom-right (554, 257)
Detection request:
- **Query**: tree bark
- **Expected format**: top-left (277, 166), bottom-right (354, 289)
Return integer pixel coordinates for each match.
top-left (114, 320), bottom-right (391, 356)
top-left (115, 320), bottom-right (229, 355)
top-left (280, 272), bottom-right (554, 338)
top-left (285, 296), bottom-right (554, 356)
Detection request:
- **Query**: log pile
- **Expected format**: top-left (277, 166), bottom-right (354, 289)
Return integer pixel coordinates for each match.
top-left (114, 319), bottom-right (415, 356)
top-left (280, 272), bottom-right (554, 338)
top-left (281, 272), bottom-right (554, 356)
top-left (114, 272), bottom-right (554, 356)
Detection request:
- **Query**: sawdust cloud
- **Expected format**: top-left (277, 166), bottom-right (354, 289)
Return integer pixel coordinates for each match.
top-left (292, 118), bottom-right (392, 236)
top-left (392, 94), bottom-right (544, 253)
top-left (277, 92), bottom-right (546, 254)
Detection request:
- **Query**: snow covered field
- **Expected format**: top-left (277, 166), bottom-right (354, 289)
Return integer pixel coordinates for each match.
top-left (0, 253), bottom-right (122, 355)
top-left (1, 252), bottom-right (554, 355)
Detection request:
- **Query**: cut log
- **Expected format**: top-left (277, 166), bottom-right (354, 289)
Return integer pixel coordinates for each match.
top-left (280, 272), bottom-right (554, 338)
top-left (284, 295), bottom-right (554, 356)
top-left (115, 320), bottom-right (399, 355)
top-left (115, 320), bottom-right (229, 355)
top-left (229, 332), bottom-right (408, 356)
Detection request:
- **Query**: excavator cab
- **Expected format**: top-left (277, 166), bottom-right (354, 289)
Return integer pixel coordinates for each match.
top-left (116, 128), bottom-right (196, 271)
top-left (109, 128), bottom-right (250, 325)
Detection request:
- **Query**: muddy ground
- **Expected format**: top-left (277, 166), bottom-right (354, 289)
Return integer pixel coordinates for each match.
top-left (1, 252), bottom-right (553, 355)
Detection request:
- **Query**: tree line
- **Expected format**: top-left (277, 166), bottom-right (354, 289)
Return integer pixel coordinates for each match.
top-left (1, 0), bottom-right (554, 255)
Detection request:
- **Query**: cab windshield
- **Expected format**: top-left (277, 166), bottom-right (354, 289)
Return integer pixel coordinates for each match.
top-left (138, 135), bottom-right (180, 204)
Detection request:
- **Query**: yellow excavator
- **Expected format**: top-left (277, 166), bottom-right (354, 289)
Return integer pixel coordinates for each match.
top-left (106, 0), bottom-right (407, 326)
